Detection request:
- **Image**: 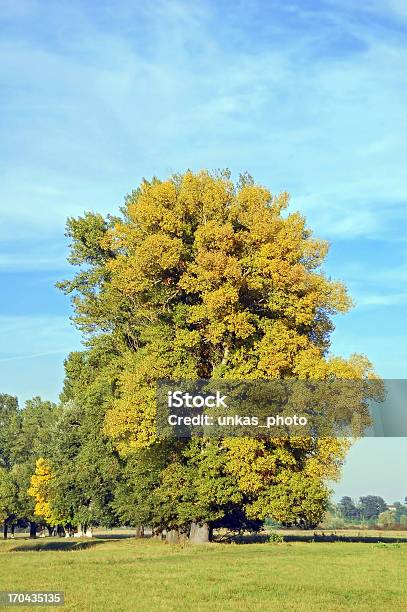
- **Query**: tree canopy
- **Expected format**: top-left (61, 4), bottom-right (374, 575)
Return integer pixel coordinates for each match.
top-left (54, 170), bottom-right (379, 540)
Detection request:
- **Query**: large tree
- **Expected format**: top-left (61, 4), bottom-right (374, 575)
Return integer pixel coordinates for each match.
top-left (59, 170), bottom-right (379, 541)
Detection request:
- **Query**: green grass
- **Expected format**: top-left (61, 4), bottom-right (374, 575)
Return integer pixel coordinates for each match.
top-left (1, 536), bottom-right (407, 611)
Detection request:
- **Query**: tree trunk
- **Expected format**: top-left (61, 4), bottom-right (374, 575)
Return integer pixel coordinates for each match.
top-left (165, 529), bottom-right (188, 544)
top-left (3, 519), bottom-right (8, 540)
top-left (29, 521), bottom-right (37, 538)
top-left (189, 522), bottom-right (211, 544)
top-left (166, 529), bottom-right (180, 544)
top-left (152, 528), bottom-right (164, 540)
top-left (134, 525), bottom-right (144, 538)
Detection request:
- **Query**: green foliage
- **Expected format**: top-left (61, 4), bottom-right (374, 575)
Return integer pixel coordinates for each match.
top-left (338, 496), bottom-right (360, 520)
top-left (0, 394), bottom-right (59, 531)
top-left (0, 466), bottom-right (18, 522)
top-left (40, 340), bottom-right (123, 529)
top-left (151, 439), bottom-right (257, 533)
top-left (0, 394), bottom-right (19, 469)
top-left (268, 531), bottom-right (284, 544)
top-left (359, 496), bottom-right (388, 521)
top-left (392, 502), bottom-right (407, 523)
top-left (320, 511), bottom-right (345, 529)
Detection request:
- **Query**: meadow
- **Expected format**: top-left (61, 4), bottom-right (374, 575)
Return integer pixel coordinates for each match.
top-left (1, 532), bottom-right (407, 611)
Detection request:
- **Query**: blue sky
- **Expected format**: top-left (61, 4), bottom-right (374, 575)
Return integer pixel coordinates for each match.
top-left (0, 0), bottom-right (406, 502)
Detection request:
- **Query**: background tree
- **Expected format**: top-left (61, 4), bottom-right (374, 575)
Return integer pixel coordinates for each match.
top-left (0, 394), bottom-right (19, 538)
top-left (400, 515), bottom-right (407, 528)
top-left (338, 496), bottom-right (360, 521)
top-left (359, 496), bottom-right (388, 521)
top-left (393, 502), bottom-right (407, 524)
top-left (0, 394), bottom-right (20, 469)
top-left (0, 466), bottom-right (18, 538)
top-left (377, 510), bottom-right (396, 527)
top-left (1, 394), bottom-right (58, 537)
top-left (112, 445), bottom-right (170, 537)
top-left (38, 338), bottom-right (122, 533)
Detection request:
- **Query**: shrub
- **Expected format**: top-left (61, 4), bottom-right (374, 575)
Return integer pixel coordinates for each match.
top-left (268, 531), bottom-right (284, 544)
top-left (377, 510), bottom-right (396, 527)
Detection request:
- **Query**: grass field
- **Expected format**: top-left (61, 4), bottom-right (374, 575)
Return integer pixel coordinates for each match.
top-left (1, 534), bottom-right (407, 611)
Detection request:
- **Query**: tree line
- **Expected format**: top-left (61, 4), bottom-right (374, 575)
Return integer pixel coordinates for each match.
top-left (1, 171), bottom-right (382, 543)
top-left (333, 496), bottom-right (407, 528)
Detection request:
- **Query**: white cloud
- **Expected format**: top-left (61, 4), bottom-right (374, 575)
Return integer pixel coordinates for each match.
top-left (0, 315), bottom-right (81, 361)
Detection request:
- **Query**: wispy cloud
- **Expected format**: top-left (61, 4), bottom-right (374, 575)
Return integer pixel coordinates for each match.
top-left (0, 350), bottom-right (69, 363)
top-left (0, 0), bottom-right (406, 241)
top-left (0, 315), bottom-right (81, 360)
top-left (326, 251), bottom-right (407, 315)
top-left (0, 238), bottom-right (71, 270)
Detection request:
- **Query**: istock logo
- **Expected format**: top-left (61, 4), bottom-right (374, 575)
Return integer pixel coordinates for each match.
top-left (167, 390), bottom-right (228, 409)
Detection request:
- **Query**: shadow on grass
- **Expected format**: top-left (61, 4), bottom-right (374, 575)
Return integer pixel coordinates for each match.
top-left (93, 533), bottom-right (143, 540)
top-left (283, 534), bottom-right (407, 544)
top-left (8, 539), bottom-right (107, 553)
top-left (225, 533), bottom-right (407, 545)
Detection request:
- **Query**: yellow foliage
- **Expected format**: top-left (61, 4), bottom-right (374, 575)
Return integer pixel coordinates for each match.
top-left (90, 171), bottom-right (378, 483)
top-left (28, 458), bottom-right (56, 524)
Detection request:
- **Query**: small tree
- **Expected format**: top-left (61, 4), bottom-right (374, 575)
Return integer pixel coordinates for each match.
top-left (392, 502), bottom-right (407, 523)
top-left (399, 515), bottom-right (407, 528)
top-left (377, 510), bottom-right (396, 527)
top-left (28, 458), bottom-right (59, 526)
top-left (320, 511), bottom-right (345, 529)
